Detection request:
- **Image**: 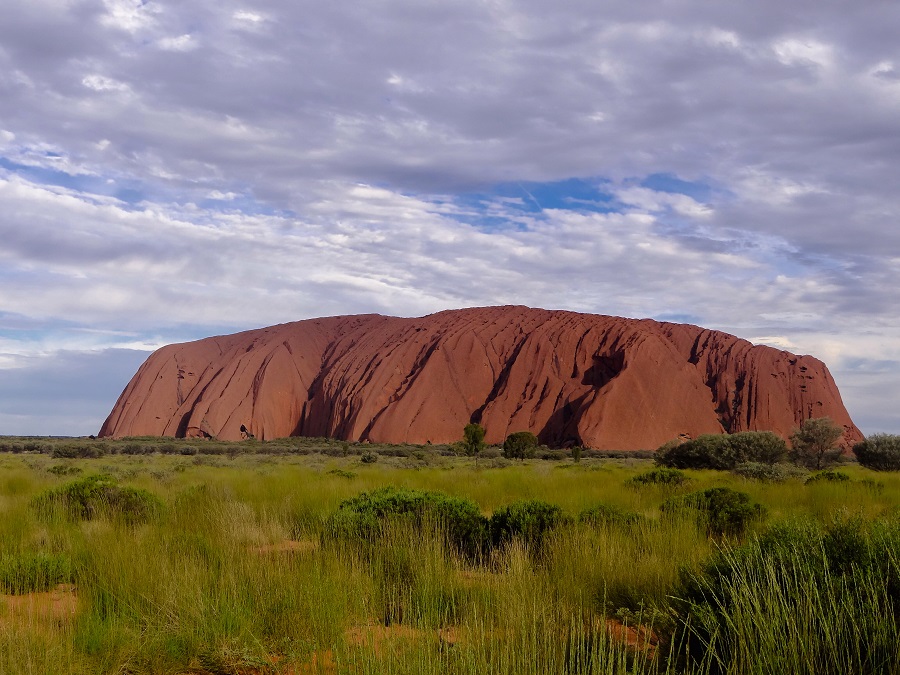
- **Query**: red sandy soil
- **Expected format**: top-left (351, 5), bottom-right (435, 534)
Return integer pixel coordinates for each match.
top-left (0, 583), bottom-right (79, 630)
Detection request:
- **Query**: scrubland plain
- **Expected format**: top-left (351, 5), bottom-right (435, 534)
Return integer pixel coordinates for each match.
top-left (0, 438), bottom-right (898, 674)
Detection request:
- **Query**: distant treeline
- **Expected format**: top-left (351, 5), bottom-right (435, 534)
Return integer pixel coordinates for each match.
top-left (0, 436), bottom-right (654, 461)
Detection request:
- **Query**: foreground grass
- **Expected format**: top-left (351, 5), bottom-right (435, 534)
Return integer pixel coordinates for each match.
top-left (0, 450), bottom-right (898, 673)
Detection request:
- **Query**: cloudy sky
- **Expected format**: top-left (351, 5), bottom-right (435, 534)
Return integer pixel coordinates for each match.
top-left (1, 0), bottom-right (898, 436)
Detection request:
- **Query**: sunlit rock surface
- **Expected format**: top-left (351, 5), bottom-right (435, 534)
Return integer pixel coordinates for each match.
top-left (100, 306), bottom-right (862, 450)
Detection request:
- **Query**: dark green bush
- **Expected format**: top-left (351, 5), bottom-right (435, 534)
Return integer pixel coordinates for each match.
top-left (489, 499), bottom-right (568, 548)
top-left (360, 450), bottom-right (378, 464)
top-left (854, 434), bottom-right (900, 471)
top-left (656, 431), bottom-right (788, 470)
top-left (51, 444), bottom-right (107, 459)
top-left (324, 487), bottom-right (488, 558)
top-left (121, 443), bottom-right (153, 455)
top-left (789, 417), bottom-right (844, 470)
top-left (538, 449), bottom-right (569, 461)
top-left (0, 552), bottom-right (73, 594)
top-left (502, 431), bottom-right (539, 460)
top-left (729, 431), bottom-right (788, 465)
top-left (31, 474), bottom-right (163, 524)
top-left (655, 435), bottom-right (733, 469)
top-left (578, 503), bottom-right (643, 529)
top-left (805, 470), bottom-right (851, 485)
top-left (629, 467), bottom-right (688, 487)
top-left (663, 487), bottom-right (765, 537)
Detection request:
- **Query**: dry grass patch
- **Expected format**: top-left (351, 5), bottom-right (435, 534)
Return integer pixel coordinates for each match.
top-left (0, 583), bottom-right (78, 630)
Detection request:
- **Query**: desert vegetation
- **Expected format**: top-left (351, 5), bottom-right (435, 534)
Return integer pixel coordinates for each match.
top-left (0, 432), bottom-right (898, 673)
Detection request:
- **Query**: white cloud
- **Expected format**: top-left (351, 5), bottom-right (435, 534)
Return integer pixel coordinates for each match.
top-left (82, 74), bottom-right (131, 93)
top-left (100, 0), bottom-right (157, 33)
top-left (206, 190), bottom-right (238, 200)
top-left (614, 186), bottom-right (713, 219)
top-left (772, 37), bottom-right (835, 69)
top-left (748, 336), bottom-right (797, 350)
top-left (233, 10), bottom-right (265, 24)
top-left (158, 34), bottom-right (196, 52)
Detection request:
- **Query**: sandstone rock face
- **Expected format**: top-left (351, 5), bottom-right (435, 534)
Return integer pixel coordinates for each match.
top-left (99, 306), bottom-right (862, 450)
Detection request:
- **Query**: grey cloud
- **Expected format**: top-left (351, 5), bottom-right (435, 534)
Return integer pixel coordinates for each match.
top-left (0, 0), bottom-right (899, 433)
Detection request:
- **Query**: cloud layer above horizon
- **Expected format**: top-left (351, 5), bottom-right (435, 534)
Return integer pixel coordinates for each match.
top-left (1, 0), bottom-right (899, 435)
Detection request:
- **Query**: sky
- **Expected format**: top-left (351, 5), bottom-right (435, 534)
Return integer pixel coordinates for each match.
top-left (1, 0), bottom-right (899, 437)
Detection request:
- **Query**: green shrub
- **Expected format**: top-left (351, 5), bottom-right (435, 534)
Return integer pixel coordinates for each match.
top-left (360, 450), bottom-right (378, 464)
top-left (51, 444), bottom-right (107, 459)
top-left (489, 499), bottom-right (568, 548)
top-left (121, 443), bottom-right (152, 455)
top-left (538, 449), bottom-right (569, 461)
top-left (31, 474), bottom-right (163, 524)
top-left (578, 503), bottom-right (643, 529)
top-left (324, 486), bottom-right (488, 558)
top-left (790, 417), bottom-right (844, 470)
top-left (854, 434), bottom-right (900, 471)
top-left (656, 431), bottom-right (788, 470)
top-left (0, 552), bottom-right (73, 594)
top-left (460, 423), bottom-right (486, 460)
top-left (326, 468), bottom-right (356, 479)
top-left (729, 431), bottom-right (788, 465)
top-left (805, 470), bottom-right (851, 485)
top-left (502, 431), bottom-right (539, 460)
top-left (629, 467), bottom-right (688, 487)
top-left (655, 435), bottom-right (734, 469)
top-left (663, 487), bottom-right (766, 537)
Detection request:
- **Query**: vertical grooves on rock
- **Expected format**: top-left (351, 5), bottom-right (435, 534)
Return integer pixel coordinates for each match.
top-left (99, 307), bottom-right (863, 449)
top-left (471, 336), bottom-right (529, 425)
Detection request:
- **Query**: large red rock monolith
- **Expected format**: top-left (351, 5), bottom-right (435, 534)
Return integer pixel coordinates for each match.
top-left (99, 306), bottom-right (862, 450)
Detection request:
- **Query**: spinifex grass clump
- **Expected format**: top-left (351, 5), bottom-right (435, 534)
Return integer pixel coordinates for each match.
top-left (674, 516), bottom-right (900, 674)
top-left (663, 487), bottom-right (765, 538)
top-left (489, 499), bottom-right (569, 550)
top-left (731, 461), bottom-right (806, 482)
top-left (628, 467), bottom-right (688, 487)
top-left (31, 473), bottom-right (163, 524)
top-left (805, 469), bottom-right (851, 484)
top-left (324, 486), bottom-right (489, 558)
top-left (578, 503), bottom-right (644, 529)
top-left (0, 551), bottom-right (73, 594)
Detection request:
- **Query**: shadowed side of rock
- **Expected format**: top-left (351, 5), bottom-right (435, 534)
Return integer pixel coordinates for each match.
top-left (99, 306), bottom-right (862, 450)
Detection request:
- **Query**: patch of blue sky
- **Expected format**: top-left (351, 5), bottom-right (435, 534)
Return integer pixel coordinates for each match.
top-left (447, 177), bottom-right (617, 229)
top-left (195, 192), bottom-right (297, 219)
top-left (0, 154), bottom-right (293, 220)
top-left (0, 156), bottom-right (147, 206)
top-left (652, 312), bottom-right (706, 325)
top-left (842, 357), bottom-right (900, 373)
